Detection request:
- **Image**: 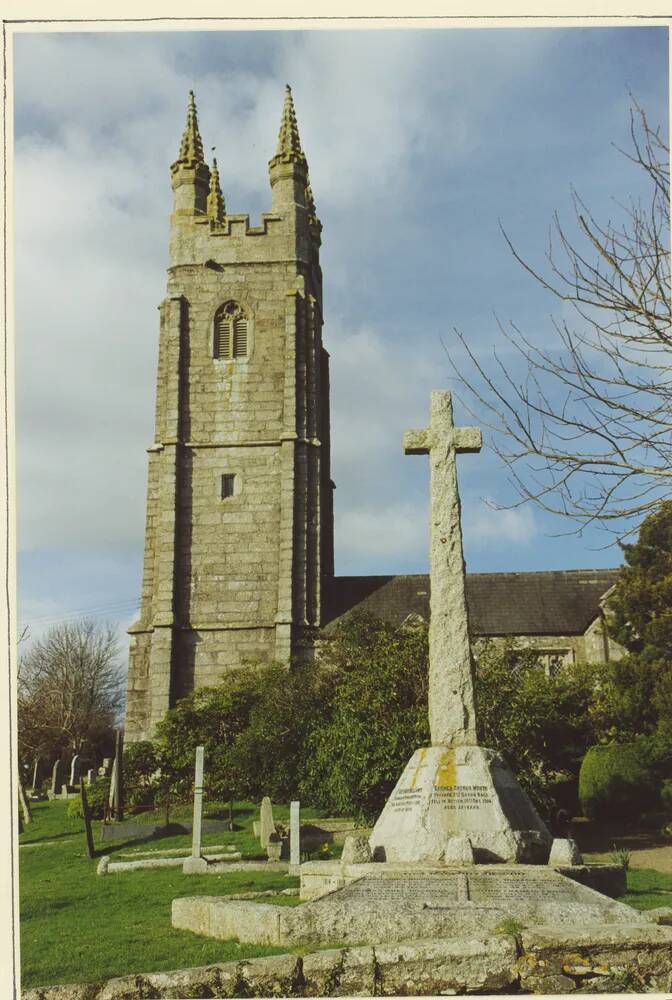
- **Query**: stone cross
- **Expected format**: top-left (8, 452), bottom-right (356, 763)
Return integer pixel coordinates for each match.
top-left (191, 745), bottom-right (205, 861)
top-left (404, 390), bottom-right (482, 746)
top-left (290, 800), bottom-right (300, 870)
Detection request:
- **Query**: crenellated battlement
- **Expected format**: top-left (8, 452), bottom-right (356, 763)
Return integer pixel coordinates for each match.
top-left (169, 88), bottom-right (321, 270)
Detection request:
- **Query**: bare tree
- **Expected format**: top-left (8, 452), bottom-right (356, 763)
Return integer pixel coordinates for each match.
top-left (451, 103), bottom-right (670, 537)
top-left (18, 620), bottom-right (124, 762)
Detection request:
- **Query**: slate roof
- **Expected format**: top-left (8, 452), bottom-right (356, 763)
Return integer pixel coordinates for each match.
top-left (323, 568), bottom-right (620, 637)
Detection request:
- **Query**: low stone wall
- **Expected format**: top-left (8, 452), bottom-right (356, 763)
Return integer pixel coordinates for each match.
top-left (22, 923), bottom-right (672, 998)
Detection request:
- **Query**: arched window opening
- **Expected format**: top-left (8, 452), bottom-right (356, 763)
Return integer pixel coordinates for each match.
top-left (214, 302), bottom-right (248, 359)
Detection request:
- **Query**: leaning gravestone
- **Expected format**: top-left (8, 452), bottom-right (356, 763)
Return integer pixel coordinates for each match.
top-left (70, 754), bottom-right (82, 787)
top-left (259, 796), bottom-right (274, 848)
top-left (31, 756), bottom-right (42, 791)
top-left (50, 759), bottom-right (64, 797)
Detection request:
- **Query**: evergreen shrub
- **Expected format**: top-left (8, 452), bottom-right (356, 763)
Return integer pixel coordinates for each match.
top-left (578, 743), bottom-right (657, 821)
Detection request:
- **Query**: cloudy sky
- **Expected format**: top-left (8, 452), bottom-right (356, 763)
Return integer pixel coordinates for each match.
top-left (14, 25), bottom-right (669, 647)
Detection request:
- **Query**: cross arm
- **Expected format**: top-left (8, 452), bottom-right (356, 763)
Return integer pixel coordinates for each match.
top-left (454, 427), bottom-right (482, 454)
top-left (404, 428), bottom-right (430, 455)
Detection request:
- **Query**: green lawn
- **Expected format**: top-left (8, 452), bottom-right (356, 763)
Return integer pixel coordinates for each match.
top-left (21, 801), bottom-right (672, 991)
top-left (621, 867), bottom-right (672, 911)
top-left (19, 799), bottom-right (308, 990)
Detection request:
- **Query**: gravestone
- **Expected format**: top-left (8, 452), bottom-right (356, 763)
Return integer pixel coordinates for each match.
top-left (50, 759), bottom-right (64, 797)
top-left (70, 754), bottom-right (81, 787)
top-left (259, 796), bottom-right (274, 848)
top-left (108, 756), bottom-right (117, 817)
top-left (183, 746), bottom-right (208, 874)
top-left (31, 756), bottom-right (42, 791)
top-left (108, 731), bottom-right (124, 821)
top-left (86, 769), bottom-right (96, 786)
top-left (289, 801), bottom-right (300, 871)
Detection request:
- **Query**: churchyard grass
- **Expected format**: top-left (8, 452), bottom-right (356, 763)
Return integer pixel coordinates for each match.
top-left (20, 799), bottom-right (304, 989)
top-left (620, 868), bottom-right (672, 911)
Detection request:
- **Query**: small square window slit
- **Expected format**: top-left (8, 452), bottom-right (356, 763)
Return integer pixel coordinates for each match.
top-left (221, 474), bottom-right (236, 499)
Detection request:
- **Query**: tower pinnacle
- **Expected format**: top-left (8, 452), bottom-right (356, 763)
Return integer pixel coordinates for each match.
top-left (174, 90), bottom-right (205, 167)
top-left (273, 85), bottom-right (306, 165)
top-left (207, 157), bottom-right (226, 224)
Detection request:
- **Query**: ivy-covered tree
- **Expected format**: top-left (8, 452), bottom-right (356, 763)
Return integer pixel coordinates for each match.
top-left (602, 502), bottom-right (672, 767)
top-left (154, 661), bottom-right (333, 805)
top-left (610, 500), bottom-right (672, 661)
top-left (299, 614), bottom-right (430, 822)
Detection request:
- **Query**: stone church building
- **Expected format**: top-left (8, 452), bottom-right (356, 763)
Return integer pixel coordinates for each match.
top-left (124, 90), bottom-right (622, 742)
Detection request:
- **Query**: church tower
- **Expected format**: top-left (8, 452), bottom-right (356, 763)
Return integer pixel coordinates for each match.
top-left (125, 88), bottom-right (334, 741)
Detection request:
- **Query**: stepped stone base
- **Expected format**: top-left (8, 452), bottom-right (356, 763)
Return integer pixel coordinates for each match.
top-left (369, 744), bottom-right (552, 864)
top-left (299, 858), bottom-right (626, 902)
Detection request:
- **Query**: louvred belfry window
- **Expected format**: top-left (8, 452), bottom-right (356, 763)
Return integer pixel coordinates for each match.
top-left (214, 302), bottom-right (248, 359)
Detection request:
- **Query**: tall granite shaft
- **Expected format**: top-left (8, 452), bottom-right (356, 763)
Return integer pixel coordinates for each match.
top-left (125, 87), bottom-right (334, 741)
top-left (404, 391), bottom-right (481, 746)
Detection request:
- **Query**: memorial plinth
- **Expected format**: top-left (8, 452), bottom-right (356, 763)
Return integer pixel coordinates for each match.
top-left (370, 745), bottom-right (551, 864)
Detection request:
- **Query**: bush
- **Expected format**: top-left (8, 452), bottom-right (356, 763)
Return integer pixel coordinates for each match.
top-left (123, 741), bottom-right (159, 813)
top-left (155, 662), bottom-right (334, 805)
top-left (661, 779), bottom-right (672, 815)
top-left (300, 613), bottom-right (429, 822)
top-left (579, 743), bottom-right (658, 821)
top-left (67, 779), bottom-right (111, 820)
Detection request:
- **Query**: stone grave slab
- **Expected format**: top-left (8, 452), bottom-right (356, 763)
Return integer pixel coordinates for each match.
top-left (173, 865), bottom-right (646, 947)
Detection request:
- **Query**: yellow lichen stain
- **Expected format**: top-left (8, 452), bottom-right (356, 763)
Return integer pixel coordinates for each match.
top-left (435, 749), bottom-right (458, 788)
top-left (409, 748), bottom-right (429, 789)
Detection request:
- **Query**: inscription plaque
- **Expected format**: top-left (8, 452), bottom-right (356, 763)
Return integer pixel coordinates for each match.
top-left (336, 876), bottom-right (461, 907)
top-left (468, 870), bottom-right (578, 904)
top-left (430, 785), bottom-right (493, 811)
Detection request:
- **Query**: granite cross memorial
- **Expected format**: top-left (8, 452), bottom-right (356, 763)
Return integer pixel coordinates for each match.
top-left (174, 390), bottom-right (648, 948)
top-left (369, 390), bottom-right (552, 865)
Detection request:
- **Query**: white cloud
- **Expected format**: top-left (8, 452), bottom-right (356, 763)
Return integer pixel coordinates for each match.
top-left (335, 502), bottom-right (428, 568)
top-left (463, 500), bottom-right (537, 547)
top-left (13, 28), bottom-right (662, 603)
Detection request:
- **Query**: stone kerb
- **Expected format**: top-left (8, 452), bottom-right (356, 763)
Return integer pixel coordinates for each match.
top-left (21, 924), bottom-right (672, 999)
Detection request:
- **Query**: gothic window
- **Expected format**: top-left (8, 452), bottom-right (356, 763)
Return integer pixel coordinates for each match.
top-left (214, 302), bottom-right (248, 359)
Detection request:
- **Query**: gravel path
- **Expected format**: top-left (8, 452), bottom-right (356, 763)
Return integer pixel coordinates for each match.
top-left (588, 846), bottom-right (672, 873)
